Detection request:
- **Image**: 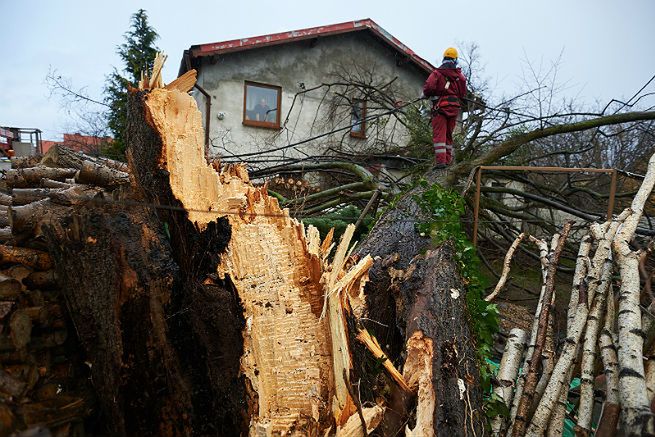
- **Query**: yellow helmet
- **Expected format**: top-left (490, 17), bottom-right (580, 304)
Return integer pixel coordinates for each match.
top-left (443, 47), bottom-right (458, 59)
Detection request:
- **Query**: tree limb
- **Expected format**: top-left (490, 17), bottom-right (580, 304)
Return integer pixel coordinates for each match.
top-left (447, 111), bottom-right (655, 185)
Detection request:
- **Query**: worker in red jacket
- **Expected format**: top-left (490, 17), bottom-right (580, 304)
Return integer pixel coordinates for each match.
top-left (423, 47), bottom-right (467, 168)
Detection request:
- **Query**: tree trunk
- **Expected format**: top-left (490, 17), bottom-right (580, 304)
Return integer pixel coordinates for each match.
top-left (75, 160), bottom-right (129, 187)
top-left (354, 174), bottom-right (485, 436)
top-left (32, 72), bottom-right (488, 436)
top-left (5, 167), bottom-right (77, 189)
top-left (42, 205), bottom-right (194, 436)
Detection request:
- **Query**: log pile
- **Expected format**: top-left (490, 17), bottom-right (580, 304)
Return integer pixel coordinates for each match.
top-left (0, 146), bottom-right (130, 435)
top-left (488, 151), bottom-right (655, 436)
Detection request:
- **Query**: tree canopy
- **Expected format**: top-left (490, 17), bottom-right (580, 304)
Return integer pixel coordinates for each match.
top-left (104, 9), bottom-right (159, 158)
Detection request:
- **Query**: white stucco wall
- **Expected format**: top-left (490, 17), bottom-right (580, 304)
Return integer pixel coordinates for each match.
top-left (192, 32), bottom-right (429, 163)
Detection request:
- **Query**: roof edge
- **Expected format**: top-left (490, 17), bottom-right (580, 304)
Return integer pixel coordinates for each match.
top-left (182, 19), bottom-right (435, 75)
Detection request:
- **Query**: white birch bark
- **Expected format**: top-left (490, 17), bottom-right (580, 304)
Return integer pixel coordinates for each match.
top-left (528, 215), bottom-right (626, 435)
top-left (614, 152), bottom-right (655, 436)
top-left (492, 328), bottom-right (528, 436)
top-left (577, 258), bottom-right (613, 433)
top-left (507, 237), bottom-right (549, 433)
top-left (568, 235), bottom-right (593, 332)
top-left (598, 284), bottom-right (619, 405)
top-left (524, 300), bottom-right (589, 436)
top-left (645, 339), bottom-right (655, 403)
top-left (595, 287), bottom-right (621, 437)
top-left (533, 309), bottom-right (556, 412)
top-left (545, 367), bottom-right (574, 437)
top-left (547, 236), bottom-right (592, 437)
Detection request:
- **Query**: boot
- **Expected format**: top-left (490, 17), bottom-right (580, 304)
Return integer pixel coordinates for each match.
top-left (433, 143), bottom-right (448, 168)
top-left (446, 144), bottom-right (454, 165)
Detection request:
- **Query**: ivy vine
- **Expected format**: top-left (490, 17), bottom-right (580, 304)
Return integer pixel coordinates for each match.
top-left (413, 180), bottom-right (502, 421)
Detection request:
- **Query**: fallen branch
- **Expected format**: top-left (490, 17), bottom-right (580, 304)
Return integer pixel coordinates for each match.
top-left (613, 152), bottom-right (655, 436)
top-left (486, 233), bottom-right (526, 302)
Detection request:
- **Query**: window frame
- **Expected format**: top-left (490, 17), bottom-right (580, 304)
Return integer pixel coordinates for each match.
top-left (350, 99), bottom-right (367, 139)
top-left (242, 81), bottom-right (282, 130)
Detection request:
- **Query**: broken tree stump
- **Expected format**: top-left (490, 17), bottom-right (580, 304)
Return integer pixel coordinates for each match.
top-left (43, 206), bottom-right (193, 436)
top-left (126, 77), bottom-right (381, 435)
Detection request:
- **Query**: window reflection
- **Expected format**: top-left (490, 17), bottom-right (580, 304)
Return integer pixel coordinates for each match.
top-left (351, 100), bottom-right (366, 137)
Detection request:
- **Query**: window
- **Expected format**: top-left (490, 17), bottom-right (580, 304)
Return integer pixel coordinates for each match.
top-left (243, 81), bottom-right (282, 129)
top-left (350, 99), bottom-right (366, 138)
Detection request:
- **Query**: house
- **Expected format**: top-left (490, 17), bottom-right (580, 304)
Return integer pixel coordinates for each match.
top-left (179, 19), bottom-right (435, 167)
top-left (41, 133), bottom-right (112, 155)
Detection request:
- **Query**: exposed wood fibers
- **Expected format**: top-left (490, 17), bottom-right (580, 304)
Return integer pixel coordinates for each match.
top-left (143, 77), bottom-right (388, 435)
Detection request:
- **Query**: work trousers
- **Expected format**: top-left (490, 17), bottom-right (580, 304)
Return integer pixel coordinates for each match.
top-left (432, 111), bottom-right (457, 164)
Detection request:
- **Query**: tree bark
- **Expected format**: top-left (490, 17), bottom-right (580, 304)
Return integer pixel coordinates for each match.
top-left (5, 168), bottom-right (77, 189)
top-left (41, 144), bottom-right (128, 173)
top-left (42, 205), bottom-right (194, 436)
top-left (492, 328), bottom-right (527, 435)
top-left (511, 222), bottom-right (572, 437)
top-left (614, 152), bottom-right (655, 436)
top-left (75, 160), bottom-right (129, 188)
top-left (11, 188), bottom-right (63, 206)
top-left (352, 172), bottom-right (486, 436)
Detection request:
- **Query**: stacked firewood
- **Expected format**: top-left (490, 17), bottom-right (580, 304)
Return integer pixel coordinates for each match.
top-left (0, 145), bottom-right (129, 436)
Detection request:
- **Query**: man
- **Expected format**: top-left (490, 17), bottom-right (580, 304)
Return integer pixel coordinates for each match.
top-left (253, 98), bottom-right (272, 122)
top-left (423, 47), bottom-right (467, 168)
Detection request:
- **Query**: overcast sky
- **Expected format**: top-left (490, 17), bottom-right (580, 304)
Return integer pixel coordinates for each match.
top-left (1, 0), bottom-right (654, 141)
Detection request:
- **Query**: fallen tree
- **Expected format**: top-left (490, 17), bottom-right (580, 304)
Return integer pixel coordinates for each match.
top-left (3, 54), bottom-right (655, 436)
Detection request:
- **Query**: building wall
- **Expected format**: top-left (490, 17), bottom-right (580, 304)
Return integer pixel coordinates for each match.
top-left (193, 31), bottom-right (429, 161)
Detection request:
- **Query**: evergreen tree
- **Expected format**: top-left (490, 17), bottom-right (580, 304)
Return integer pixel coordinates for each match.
top-left (104, 9), bottom-right (159, 158)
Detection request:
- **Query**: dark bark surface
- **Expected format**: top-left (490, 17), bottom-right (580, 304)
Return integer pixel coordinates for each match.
top-left (43, 205), bottom-right (193, 436)
top-left (36, 90), bottom-right (247, 436)
top-left (125, 90), bottom-right (248, 435)
top-left (403, 243), bottom-right (484, 435)
top-left (355, 171), bottom-right (484, 436)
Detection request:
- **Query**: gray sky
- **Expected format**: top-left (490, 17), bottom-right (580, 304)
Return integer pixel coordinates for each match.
top-left (1, 0), bottom-right (654, 141)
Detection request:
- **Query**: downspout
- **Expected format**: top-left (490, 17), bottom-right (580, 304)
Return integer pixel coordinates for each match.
top-left (195, 84), bottom-right (211, 158)
top-left (184, 51), bottom-right (211, 157)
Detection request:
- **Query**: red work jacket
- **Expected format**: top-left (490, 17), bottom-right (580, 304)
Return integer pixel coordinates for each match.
top-left (423, 63), bottom-right (467, 117)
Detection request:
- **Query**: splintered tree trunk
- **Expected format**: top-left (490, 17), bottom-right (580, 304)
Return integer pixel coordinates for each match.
top-left (39, 64), bottom-right (483, 436)
top-left (355, 178), bottom-right (485, 436)
top-left (126, 85), bottom-right (380, 436)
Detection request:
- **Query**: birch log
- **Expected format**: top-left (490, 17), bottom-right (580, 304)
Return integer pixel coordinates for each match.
top-left (568, 235), bottom-right (593, 332)
top-left (525, 293), bottom-right (589, 435)
top-left (527, 216), bottom-right (626, 435)
top-left (546, 234), bottom-right (593, 437)
top-left (507, 237), bottom-right (549, 433)
top-left (511, 223), bottom-right (572, 437)
top-left (596, 285), bottom-right (620, 437)
top-left (613, 152), bottom-right (655, 436)
top-left (492, 328), bottom-right (527, 435)
top-left (575, 220), bottom-right (621, 433)
top-left (576, 257), bottom-right (613, 434)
